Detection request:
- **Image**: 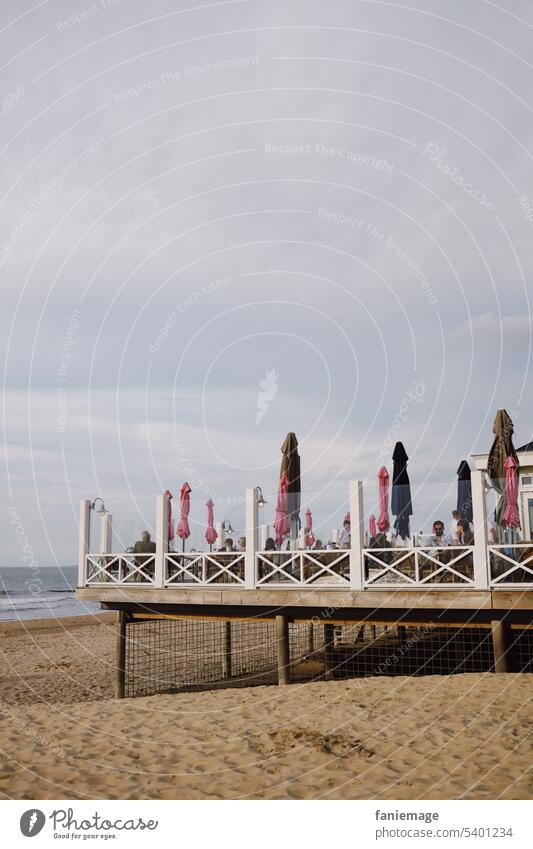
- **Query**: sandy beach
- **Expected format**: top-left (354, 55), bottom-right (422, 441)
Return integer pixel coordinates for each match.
top-left (0, 614), bottom-right (531, 800)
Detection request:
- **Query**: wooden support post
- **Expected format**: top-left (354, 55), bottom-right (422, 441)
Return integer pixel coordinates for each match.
top-left (276, 615), bottom-right (290, 685)
top-left (306, 623), bottom-right (314, 656)
top-left (472, 469), bottom-right (489, 589)
top-left (154, 493), bottom-right (169, 588)
top-left (245, 488), bottom-right (258, 589)
top-left (397, 625), bottom-right (407, 645)
top-left (491, 619), bottom-right (510, 673)
top-left (324, 623), bottom-right (335, 680)
top-left (114, 611), bottom-right (127, 699)
top-left (78, 500), bottom-right (91, 587)
top-left (222, 621), bottom-right (232, 678)
top-left (349, 480), bottom-right (364, 589)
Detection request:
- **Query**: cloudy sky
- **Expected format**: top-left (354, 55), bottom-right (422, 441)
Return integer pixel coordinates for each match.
top-left (2, 0), bottom-right (533, 564)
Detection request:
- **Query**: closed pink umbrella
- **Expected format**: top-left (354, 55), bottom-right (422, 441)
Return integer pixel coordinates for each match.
top-left (377, 466), bottom-right (390, 532)
top-left (274, 473), bottom-right (290, 547)
top-left (502, 457), bottom-right (520, 529)
top-left (369, 514), bottom-right (377, 538)
top-left (205, 499), bottom-right (218, 550)
top-left (164, 490), bottom-right (174, 540)
top-left (304, 507), bottom-right (315, 548)
top-left (177, 481), bottom-right (192, 551)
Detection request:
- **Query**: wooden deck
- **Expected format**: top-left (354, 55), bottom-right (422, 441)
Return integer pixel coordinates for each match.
top-left (77, 585), bottom-right (533, 613)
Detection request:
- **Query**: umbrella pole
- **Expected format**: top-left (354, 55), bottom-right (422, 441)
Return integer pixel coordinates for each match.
top-left (182, 539), bottom-right (185, 553)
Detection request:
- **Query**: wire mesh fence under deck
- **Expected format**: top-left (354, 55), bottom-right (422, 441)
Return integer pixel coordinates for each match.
top-left (325, 626), bottom-right (496, 679)
top-left (124, 619), bottom-right (327, 698)
top-left (122, 618), bottom-right (533, 698)
top-left (508, 627), bottom-right (533, 672)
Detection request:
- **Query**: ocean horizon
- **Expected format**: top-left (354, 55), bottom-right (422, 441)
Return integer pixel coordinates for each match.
top-left (0, 565), bottom-right (101, 621)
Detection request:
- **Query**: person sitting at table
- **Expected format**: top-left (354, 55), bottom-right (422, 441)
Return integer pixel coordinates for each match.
top-left (371, 532), bottom-right (386, 548)
top-left (312, 538), bottom-right (324, 550)
top-left (258, 536), bottom-right (280, 579)
top-left (131, 530), bottom-right (156, 580)
top-left (455, 519), bottom-right (474, 545)
top-left (219, 538), bottom-right (235, 552)
top-left (133, 530), bottom-right (156, 554)
top-left (430, 520), bottom-right (453, 546)
top-left (422, 520), bottom-right (454, 580)
top-left (451, 510), bottom-right (464, 538)
top-left (366, 532), bottom-right (393, 576)
top-left (338, 519), bottom-right (351, 548)
top-left (236, 536), bottom-right (246, 551)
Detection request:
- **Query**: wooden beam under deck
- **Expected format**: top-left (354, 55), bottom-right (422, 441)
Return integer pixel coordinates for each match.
top-left (76, 585), bottom-right (533, 612)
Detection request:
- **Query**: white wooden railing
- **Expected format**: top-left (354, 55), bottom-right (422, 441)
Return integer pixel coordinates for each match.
top-left (81, 545), bottom-right (533, 590)
top-left (85, 553), bottom-right (156, 585)
top-left (363, 546), bottom-right (475, 588)
top-left (164, 552), bottom-right (245, 586)
top-left (256, 549), bottom-right (350, 587)
top-left (488, 544), bottom-right (533, 588)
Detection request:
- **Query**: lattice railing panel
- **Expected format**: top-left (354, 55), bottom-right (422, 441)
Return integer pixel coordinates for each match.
top-left (363, 546), bottom-right (475, 587)
top-left (256, 550), bottom-right (350, 586)
top-left (489, 545), bottom-right (533, 588)
top-left (165, 552), bottom-right (245, 585)
top-left (85, 553), bottom-right (155, 585)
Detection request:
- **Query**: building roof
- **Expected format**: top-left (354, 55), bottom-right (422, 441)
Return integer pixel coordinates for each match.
top-left (517, 442), bottom-right (533, 453)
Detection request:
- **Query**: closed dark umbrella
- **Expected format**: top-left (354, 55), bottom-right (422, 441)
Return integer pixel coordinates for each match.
top-left (391, 442), bottom-right (412, 540)
top-left (487, 409), bottom-right (519, 527)
top-left (280, 432), bottom-right (301, 546)
top-left (456, 460), bottom-right (473, 523)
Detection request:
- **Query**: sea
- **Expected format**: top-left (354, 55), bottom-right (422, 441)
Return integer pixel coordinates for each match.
top-left (0, 566), bottom-right (101, 621)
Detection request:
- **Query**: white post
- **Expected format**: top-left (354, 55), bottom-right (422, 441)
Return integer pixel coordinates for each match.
top-left (216, 522), bottom-right (224, 546)
top-left (349, 481), bottom-right (364, 589)
top-left (245, 488), bottom-right (258, 589)
top-left (155, 493), bottom-right (169, 588)
top-left (78, 500), bottom-right (91, 587)
top-left (100, 512), bottom-right (112, 554)
top-left (472, 469), bottom-right (489, 589)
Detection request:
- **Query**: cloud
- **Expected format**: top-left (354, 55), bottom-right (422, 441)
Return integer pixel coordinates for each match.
top-left (453, 312), bottom-right (533, 352)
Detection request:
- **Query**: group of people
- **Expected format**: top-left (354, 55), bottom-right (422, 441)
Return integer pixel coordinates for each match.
top-left (130, 531), bottom-right (249, 556)
top-left (217, 537), bottom-right (246, 552)
top-left (430, 511), bottom-right (475, 546)
top-left (130, 511), bottom-right (474, 564)
top-left (367, 510), bottom-right (475, 549)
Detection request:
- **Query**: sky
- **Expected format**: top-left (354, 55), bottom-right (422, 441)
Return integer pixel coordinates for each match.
top-left (2, 0), bottom-right (533, 564)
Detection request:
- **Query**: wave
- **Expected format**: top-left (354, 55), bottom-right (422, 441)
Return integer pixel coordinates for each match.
top-left (0, 595), bottom-right (70, 611)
